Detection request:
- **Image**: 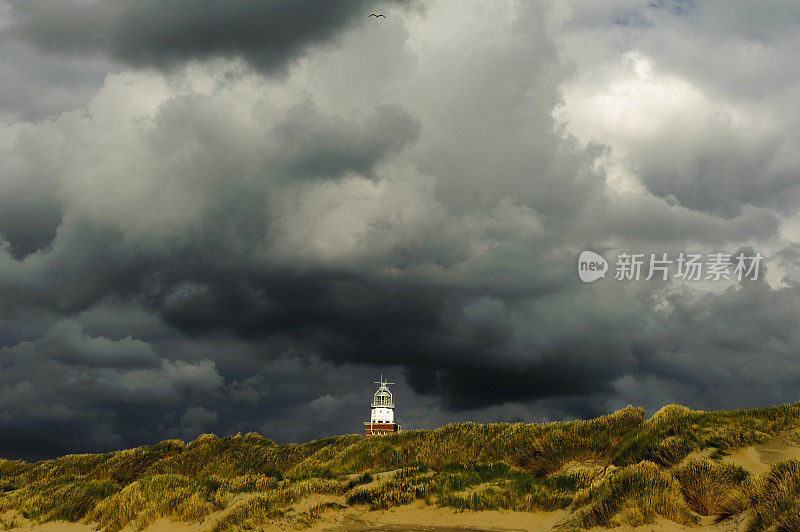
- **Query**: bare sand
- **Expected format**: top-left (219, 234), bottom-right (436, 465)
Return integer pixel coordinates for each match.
top-left (2, 505), bottom-right (751, 532)
top-left (723, 431), bottom-right (800, 475)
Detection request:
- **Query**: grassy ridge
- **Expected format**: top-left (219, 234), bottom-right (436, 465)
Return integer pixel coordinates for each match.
top-left (2, 403), bottom-right (800, 529)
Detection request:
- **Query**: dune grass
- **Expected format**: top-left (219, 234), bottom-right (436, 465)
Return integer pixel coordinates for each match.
top-left (85, 474), bottom-right (227, 531)
top-left (673, 459), bottom-right (749, 516)
top-left (211, 496), bottom-right (284, 532)
top-left (0, 403), bottom-right (800, 529)
top-left (734, 459), bottom-right (800, 532)
top-left (567, 461), bottom-right (698, 528)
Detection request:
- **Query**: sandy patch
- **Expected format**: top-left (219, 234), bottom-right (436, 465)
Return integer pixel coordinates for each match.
top-left (723, 431), bottom-right (800, 475)
top-left (3, 508), bottom-right (750, 532)
top-left (317, 501), bottom-right (568, 531)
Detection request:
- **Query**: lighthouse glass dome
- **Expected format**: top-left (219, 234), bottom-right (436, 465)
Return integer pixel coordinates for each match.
top-left (373, 388), bottom-right (393, 407)
top-left (369, 378), bottom-right (395, 424)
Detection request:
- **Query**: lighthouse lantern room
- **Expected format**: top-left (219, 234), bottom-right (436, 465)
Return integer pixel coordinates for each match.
top-left (364, 376), bottom-right (399, 437)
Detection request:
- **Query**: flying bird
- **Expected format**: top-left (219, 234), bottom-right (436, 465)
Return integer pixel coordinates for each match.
top-left (368, 13), bottom-right (386, 18)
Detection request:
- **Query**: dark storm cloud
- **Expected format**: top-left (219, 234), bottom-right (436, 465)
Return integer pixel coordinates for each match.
top-left (0, 324), bottom-right (224, 459)
top-left (274, 102), bottom-right (420, 180)
top-left (0, 124), bottom-right (63, 259)
top-left (37, 320), bottom-right (162, 369)
top-left (5, 218), bottom-right (621, 412)
top-left (1, 0), bottom-right (799, 461)
top-left (627, 279), bottom-right (800, 412)
top-left (0, 414), bottom-right (110, 461)
top-left (1, 212), bottom-right (637, 426)
top-left (135, 254), bottom-right (644, 412)
top-left (6, 0), bottom-right (399, 73)
top-left (632, 120), bottom-right (800, 219)
top-left (0, 191), bottom-right (61, 259)
top-left (133, 247), bottom-right (800, 416)
top-left (0, 40), bottom-right (117, 122)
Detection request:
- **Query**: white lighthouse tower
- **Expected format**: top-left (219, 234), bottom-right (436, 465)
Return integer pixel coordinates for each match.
top-left (364, 376), bottom-right (398, 437)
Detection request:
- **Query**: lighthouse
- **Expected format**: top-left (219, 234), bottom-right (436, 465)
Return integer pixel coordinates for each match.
top-left (364, 376), bottom-right (399, 437)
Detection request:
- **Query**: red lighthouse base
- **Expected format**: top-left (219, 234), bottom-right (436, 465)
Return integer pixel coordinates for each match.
top-left (364, 422), bottom-right (398, 437)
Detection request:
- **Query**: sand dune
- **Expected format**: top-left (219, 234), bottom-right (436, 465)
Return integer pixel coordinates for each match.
top-left (6, 407), bottom-right (800, 532)
top-left (3, 503), bottom-right (750, 532)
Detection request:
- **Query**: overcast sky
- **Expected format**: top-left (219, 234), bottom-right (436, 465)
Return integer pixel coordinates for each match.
top-left (1, 0), bottom-right (799, 461)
